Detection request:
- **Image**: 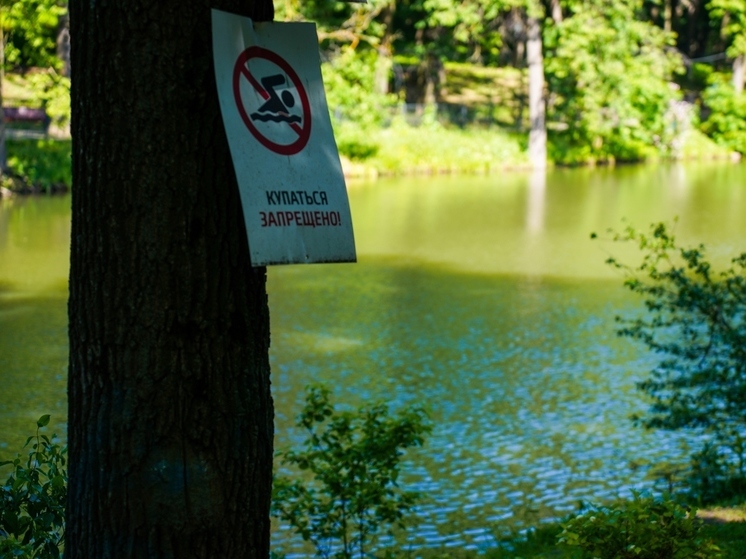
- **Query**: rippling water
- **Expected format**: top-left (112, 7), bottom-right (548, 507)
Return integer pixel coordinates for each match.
top-left (269, 163), bottom-right (746, 554)
top-left (1, 163), bottom-right (745, 554)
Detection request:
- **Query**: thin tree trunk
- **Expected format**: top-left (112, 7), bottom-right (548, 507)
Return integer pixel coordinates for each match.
top-left (734, 54), bottom-right (744, 95)
top-left (550, 0), bottom-right (562, 23)
top-left (0, 24), bottom-right (6, 173)
top-left (527, 16), bottom-right (546, 168)
top-left (374, 4), bottom-right (395, 95)
top-left (56, 12), bottom-right (71, 78)
top-left (67, 1), bottom-right (274, 557)
top-left (664, 0), bottom-right (672, 32)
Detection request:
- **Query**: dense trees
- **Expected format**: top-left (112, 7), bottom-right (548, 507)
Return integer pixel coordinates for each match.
top-left (289, 0), bottom-right (746, 164)
top-left (7, 0), bottom-right (746, 166)
top-left (67, 0), bottom-right (274, 557)
top-left (1, 0), bottom-right (65, 71)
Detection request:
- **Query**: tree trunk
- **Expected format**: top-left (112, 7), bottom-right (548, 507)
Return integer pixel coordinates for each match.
top-left (56, 12), bottom-right (71, 78)
top-left (664, 0), bottom-right (672, 32)
top-left (0, 24), bottom-right (6, 173)
top-left (527, 16), bottom-right (546, 168)
top-left (734, 54), bottom-right (745, 95)
top-left (374, 4), bottom-right (395, 95)
top-left (67, 1), bottom-right (275, 557)
top-left (550, 0), bottom-right (563, 23)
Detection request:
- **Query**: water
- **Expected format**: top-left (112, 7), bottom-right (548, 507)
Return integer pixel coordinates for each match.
top-left (1, 162), bottom-right (745, 553)
top-left (0, 196), bottom-right (69, 450)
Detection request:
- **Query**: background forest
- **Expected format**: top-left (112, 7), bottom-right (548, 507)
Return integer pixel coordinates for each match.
top-left (4, 2), bottom-right (746, 558)
top-left (2, 0), bottom-right (746, 185)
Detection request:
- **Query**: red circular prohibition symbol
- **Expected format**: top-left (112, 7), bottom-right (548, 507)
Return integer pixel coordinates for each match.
top-left (233, 46), bottom-right (312, 156)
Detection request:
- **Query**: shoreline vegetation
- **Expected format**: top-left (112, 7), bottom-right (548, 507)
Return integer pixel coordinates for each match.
top-left (1, 116), bottom-right (739, 196)
top-left (1, 125), bottom-right (739, 197)
top-left (2, 63), bottom-right (744, 196)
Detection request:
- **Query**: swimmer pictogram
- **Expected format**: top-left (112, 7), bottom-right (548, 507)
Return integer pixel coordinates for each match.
top-left (233, 46), bottom-right (312, 156)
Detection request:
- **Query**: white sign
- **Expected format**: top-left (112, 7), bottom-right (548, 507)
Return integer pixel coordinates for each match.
top-left (212, 10), bottom-right (356, 266)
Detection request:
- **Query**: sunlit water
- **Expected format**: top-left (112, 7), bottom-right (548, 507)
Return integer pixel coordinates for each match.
top-left (1, 162), bottom-right (745, 554)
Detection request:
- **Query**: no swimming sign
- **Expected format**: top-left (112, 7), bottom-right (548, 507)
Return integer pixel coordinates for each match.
top-left (211, 10), bottom-right (356, 266)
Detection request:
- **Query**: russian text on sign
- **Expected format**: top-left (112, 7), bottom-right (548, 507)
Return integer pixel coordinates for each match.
top-left (212, 10), bottom-right (356, 265)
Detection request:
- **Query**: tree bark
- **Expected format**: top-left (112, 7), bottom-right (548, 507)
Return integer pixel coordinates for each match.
top-left (527, 16), bottom-right (546, 169)
top-left (67, 1), bottom-right (275, 557)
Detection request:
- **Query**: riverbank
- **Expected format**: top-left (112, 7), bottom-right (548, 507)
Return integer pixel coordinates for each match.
top-left (2, 139), bottom-right (71, 195)
top-left (385, 503), bottom-right (746, 558)
top-left (0, 112), bottom-right (738, 195)
top-left (493, 504), bottom-right (746, 558)
top-left (337, 120), bottom-right (737, 178)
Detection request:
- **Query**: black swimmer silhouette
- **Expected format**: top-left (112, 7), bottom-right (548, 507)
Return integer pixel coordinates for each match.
top-left (251, 74), bottom-right (302, 124)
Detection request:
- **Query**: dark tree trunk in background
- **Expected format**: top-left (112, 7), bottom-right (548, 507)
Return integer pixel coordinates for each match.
top-left (67, 1), bottom-right (275, 557)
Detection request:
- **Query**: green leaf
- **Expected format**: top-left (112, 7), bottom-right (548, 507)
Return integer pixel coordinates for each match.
top-left (36, 415), bottom-right (51, 428)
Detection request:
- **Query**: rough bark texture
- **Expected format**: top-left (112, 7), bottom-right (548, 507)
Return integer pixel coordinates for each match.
top-left (67, 1), bottom-right (274, 557)
top-left (527, 17), bottom-right (546, 169)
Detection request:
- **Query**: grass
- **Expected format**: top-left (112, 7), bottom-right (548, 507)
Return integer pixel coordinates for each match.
top-left (376, 502), bottom-right (746, 558)
top-left (481, 507), bottom-right (746, 558)
top-left (679, 128), bottom-right (737, 161)
top-left (337, 118), bottom-right (528, 177)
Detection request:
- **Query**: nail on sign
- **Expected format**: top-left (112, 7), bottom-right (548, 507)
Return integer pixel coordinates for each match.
top-left (212, 10), bottom-right (356, 266)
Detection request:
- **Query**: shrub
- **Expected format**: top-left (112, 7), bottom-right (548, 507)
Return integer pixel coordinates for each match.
top-left (0, 415), bottom-right (67, 559)
top-left (601, 222), bottom-right (746, 500)
top-left (700, 74), bottom-right (746, 154)
top-left (6, 139), bottom-right (72, 190)
top-left (272, 385), bottom-right (431, 559)
top-left (558, 492), bottom-right (720, 558)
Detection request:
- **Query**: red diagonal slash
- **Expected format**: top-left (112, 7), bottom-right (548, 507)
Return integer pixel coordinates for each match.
top-left (232, 46), bottom-right (312, 156)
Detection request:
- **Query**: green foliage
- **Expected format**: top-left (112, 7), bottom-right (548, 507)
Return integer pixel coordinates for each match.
top-left (272, 385), bottom-right (431, 559)
top-left (604, 222), bottom-right (746, 500)
top-left (679, 128), bottom-right (734, 161)
top-left (701, 74), bottom-right (746, 154)
top-left (0, 415), bottom-right (67, 559)
top-left (707, 0), bottom-right (746, 59)
top-left (2, 0), bottom-right (66, 71)
top-left (489, 524), bottom-right (564, 558)
top-left (545, 0), bottom-right (684, 164)
top-left (323, 48), bottom-right (397, 129)
top-left (606, 222), bottom-right (746, 433)
top-left (558, 492), bottom-right (720, 558)
top-left (335, 122), bottom-right (380, 160)
top-left (6, 140), bottom-right (72, 190)
top-left (21, 70), bottom-right (71, 130)
top-left (701, 516), bottom-right (746, 559)
top-left (366, 122), bottom-right (526, 173)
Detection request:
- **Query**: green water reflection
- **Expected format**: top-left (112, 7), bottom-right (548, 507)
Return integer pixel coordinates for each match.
top-left (349, 163), bottom-right (746, 277)
top-left (0, 196), bottom-right (69, 451)
top-left (1, 163), bottom-right (745, 552)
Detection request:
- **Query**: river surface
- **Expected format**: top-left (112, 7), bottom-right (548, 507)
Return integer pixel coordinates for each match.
top-left (1, 162), bottom-right (745, 554)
